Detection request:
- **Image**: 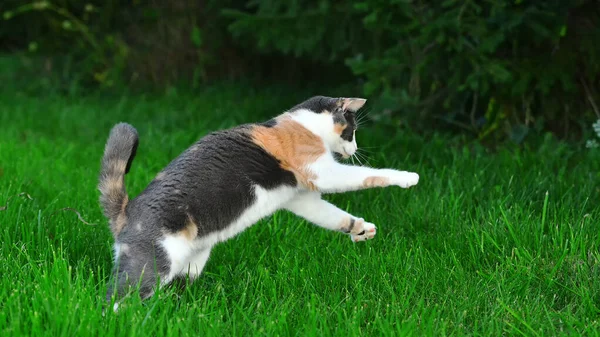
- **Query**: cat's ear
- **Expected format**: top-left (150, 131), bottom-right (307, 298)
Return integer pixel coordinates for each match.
top-left (341, 98), bottom-right (367, 112)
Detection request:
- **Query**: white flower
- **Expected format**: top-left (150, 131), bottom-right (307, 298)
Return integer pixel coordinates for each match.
top-left (593, 119), bottom-right (600, 137)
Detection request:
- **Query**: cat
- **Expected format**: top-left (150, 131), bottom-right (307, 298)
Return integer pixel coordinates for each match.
top-left (98, 96), bottom-right (419, 309)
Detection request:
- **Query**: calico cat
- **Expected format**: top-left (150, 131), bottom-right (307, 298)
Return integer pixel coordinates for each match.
top-left (99, 96), bottom-right (419, 307)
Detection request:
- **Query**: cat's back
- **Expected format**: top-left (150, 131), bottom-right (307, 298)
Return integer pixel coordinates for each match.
top-left (162, 123), bottom-right (297, 188)
top-left (123, 123), bottom-right (297, 236)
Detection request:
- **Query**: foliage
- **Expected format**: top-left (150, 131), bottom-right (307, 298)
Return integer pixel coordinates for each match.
top-left (1, 0), bottom-right (129, 87)
top-left (1, 0), bottom-right (600, 141)
top-left (0, 0), bottom-right (247, 88)
top-left (224, 0), bottom-right (600, 141)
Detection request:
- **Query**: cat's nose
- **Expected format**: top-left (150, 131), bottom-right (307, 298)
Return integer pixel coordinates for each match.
top-left (343, 144), bottom-right (357, 157)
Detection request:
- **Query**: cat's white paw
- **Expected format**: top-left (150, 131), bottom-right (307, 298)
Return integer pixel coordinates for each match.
top-left (350, 219), bottom-right (376, 242)
top-left (395, 172), bottom-right (419, 188)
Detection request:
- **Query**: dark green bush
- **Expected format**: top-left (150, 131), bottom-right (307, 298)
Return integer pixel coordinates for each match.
top-left (0, 0), bottom-right (130, 87)
top-left (2, 0), bottom-right (599, 141)
top-left (0, 0), bottom-right (250, 88)
top-left (224, 0), bottom-right (600, 141)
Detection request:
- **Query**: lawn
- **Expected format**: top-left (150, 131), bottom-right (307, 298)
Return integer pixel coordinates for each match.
top-left (1, 84), bottom-right (599, 336)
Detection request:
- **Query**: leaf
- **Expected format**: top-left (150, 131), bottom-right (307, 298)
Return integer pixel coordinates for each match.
top-left (62, 20), bottom-right (72, 30)
top-left (487, 62), bottom-right (512, 83)
top-left (191, 26), bottom-right (203, 48)
top-left (363, 11), bottom-right (378, 25)
top-left (559, 25), bottom-right (567, 37)
top-left (353, 2), bottom-right (369, 11)
top-left (32, 1), bottom-right (49, 10)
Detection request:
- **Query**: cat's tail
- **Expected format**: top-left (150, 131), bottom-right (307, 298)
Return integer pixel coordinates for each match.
top-left (98, 123), bottom-right (139, 238)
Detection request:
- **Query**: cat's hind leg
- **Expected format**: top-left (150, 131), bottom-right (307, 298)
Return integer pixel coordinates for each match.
top-left (107, 242), bottom-right (171, 311)
top-left (284, 192), bottom-right (376, 242)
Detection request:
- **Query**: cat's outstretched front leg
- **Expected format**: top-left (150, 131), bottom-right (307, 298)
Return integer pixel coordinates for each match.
top-left (308, 161), bottom-right (419, 194)
top-left (284, 192), bottom-right (376, 242)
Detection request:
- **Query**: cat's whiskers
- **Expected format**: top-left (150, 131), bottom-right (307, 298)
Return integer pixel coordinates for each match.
top-left (352, 152), bottom-right (364, 167)
top-left (354, 149), bottom-right (373, 167)
top-left (356, 147), bottom-right (375, 154)
top-left (356, 145), bottom-right (379, 152)
top-left (351, 147), bottom-right (371, 167)
top-left (356, 113), bottom-right (368, 123)
top-left (356, 152), bottom-right (366, 166)
top-left (356, 106), bottom-right (371, 119)
top-left (355, 107), bottom-right (372, 128)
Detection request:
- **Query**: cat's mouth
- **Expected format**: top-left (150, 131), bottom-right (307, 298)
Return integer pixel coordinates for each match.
top-left (332, 152), bottom-right (349, 161)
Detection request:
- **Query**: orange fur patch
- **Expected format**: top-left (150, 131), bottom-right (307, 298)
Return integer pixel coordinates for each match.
top-left (111, 159), bottom-right (128, 173)
top-left (99, 161), bottom-right (126, 196)
top-left (251, 117), bottom-right (325, 190)
top-left (180, 214), bottom-right (199, 240)
top-left (322, 109), bottom-right (346, 135)
top-left (363, 176), bottom-right (390, 188)
top-left (113, 197), bottom-right (128, 237)
top-left (334, 123), bottom-right (346, 136)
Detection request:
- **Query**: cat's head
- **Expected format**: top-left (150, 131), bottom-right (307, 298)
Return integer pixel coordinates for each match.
top-left (289, 96), bottom-right (366, 159)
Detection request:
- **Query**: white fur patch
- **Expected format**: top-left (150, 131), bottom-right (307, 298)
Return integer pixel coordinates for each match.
top-left (160, 184), bottom-right (297, 283)
top-left (113, 243), bottom-right (121, 262)
top-left (289, 109), bottom-right (337, 147)
top-left (161, 235), bottom-right (195, 281)
top-left (284, 192), bottom-right (351, 231)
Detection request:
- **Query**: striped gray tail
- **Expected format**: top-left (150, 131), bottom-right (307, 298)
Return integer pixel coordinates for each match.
top-left (98, 123), bottom-right (138, 238)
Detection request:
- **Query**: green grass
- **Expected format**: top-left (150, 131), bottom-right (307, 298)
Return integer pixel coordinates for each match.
top-left (1, 84), bottom-right (599, 336)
